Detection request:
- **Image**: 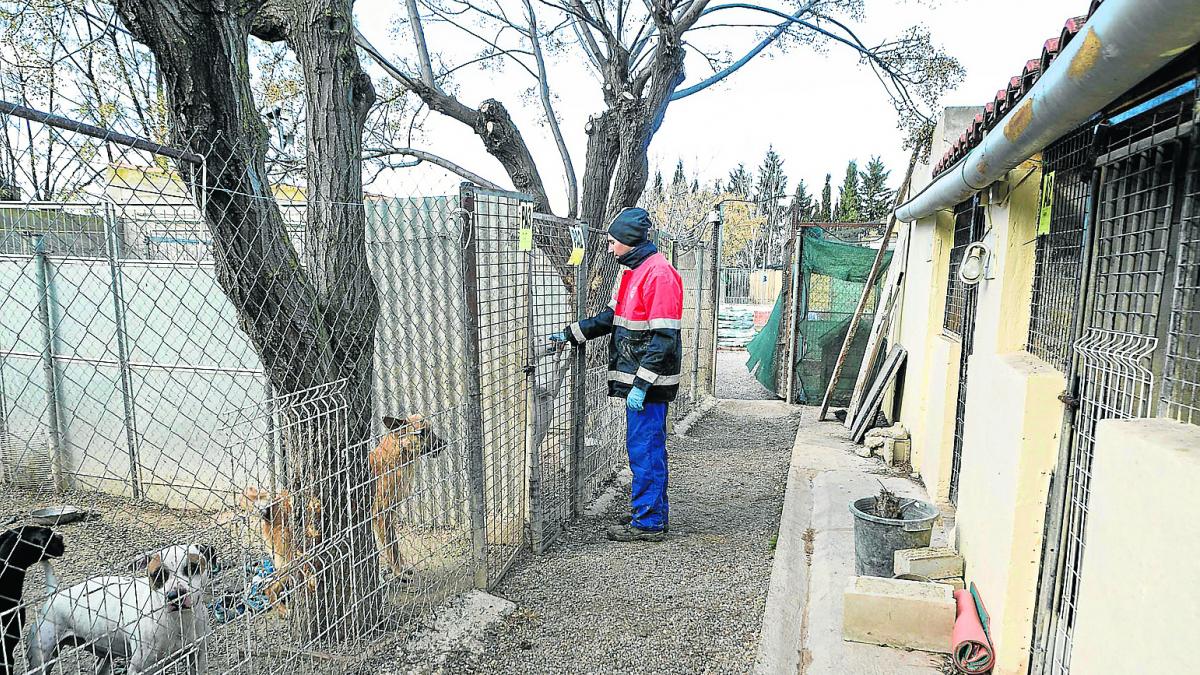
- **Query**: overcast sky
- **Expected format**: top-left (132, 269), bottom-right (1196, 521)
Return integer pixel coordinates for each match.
top-left (353, 0), bottom-right (1084, 212)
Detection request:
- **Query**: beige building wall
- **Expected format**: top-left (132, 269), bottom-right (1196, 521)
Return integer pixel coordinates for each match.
top-left (888, 108), bottom-right (1072, 673)
top-left (956, 353), bottom-right (1063, 675)
top-left (1070, 418), bottom-right (1200, 674)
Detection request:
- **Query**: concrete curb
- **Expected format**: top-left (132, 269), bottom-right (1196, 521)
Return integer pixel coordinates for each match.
top-left (754, 423), bottom-right (815, 674)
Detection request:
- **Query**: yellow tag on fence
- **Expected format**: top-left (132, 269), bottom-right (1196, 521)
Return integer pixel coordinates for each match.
top-left (568, 247), bottom-right (584, 265)
top-left (1037, 170), bottom-right (1055, 236)
top-left (518, 228), bottom-right (533, 251)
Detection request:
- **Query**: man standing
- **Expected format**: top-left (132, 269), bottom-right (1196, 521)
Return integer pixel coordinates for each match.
top-left (553, 207), bottom-right (683, 542)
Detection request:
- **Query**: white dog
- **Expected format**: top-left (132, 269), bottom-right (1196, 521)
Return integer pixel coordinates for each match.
top-left (27, 544), bottom-right (218, 674)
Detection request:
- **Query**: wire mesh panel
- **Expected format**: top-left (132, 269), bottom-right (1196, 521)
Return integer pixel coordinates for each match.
top-left (946, 200), bottom-right (984, 504)
top-left (575, 224), bottom-right (626, 507)
top-left (525, 213), bottom-right (579, 553)
top-left (1028, 125), bottom-right (1096, 371)
top-left (665, 236), bottom-right (716, 422)
top-left (1161, 141), bottom-right (1200, 425)
top-left (773, 228), bottom-right (888, 405)
top-left (461, 186), bottom-right (530, 584)
top-left (1040, 137), bottom-right (1181, 675)
top-left (0, 111), bottom-right (489, 673)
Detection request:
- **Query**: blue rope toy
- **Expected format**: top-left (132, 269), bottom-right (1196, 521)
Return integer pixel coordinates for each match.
top-left (208, 558), bottom-right (275, 624)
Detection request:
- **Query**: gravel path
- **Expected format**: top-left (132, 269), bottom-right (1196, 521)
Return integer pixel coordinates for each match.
top-left (437, 400), bottom-right (800, 674)
top-left (716, 349), bottom-right (778, 401)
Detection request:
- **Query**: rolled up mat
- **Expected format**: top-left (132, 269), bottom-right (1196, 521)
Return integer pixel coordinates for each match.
top-left (951, 584), bottom-right (995, 673)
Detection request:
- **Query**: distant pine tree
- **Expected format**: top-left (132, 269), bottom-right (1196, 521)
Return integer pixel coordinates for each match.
top-left (653, 170), bottom-right (664, 200)
top-left (859, 156), bottom-right (894, 222)
top-left (672, 159), bottom-right (687, 192)
top-left (819, 173), bottom-right (833, 222)
top-left (727, 163), bottom-right (752, 197)
top-left (792, 179), bottom-right (814, 222)
top-left (835, 160), bottom-right (861, 223)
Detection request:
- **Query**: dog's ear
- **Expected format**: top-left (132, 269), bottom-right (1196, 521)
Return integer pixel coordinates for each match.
top-left (381, 416), bottom-right (406, 432)
top-left (197, 544), bottom-right (219, 572)
top-left (146, 554), bottom-right (170, 590)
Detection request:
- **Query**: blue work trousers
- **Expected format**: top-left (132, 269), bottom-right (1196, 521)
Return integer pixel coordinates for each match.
top-left (627, 402), bottom-right (669, 531)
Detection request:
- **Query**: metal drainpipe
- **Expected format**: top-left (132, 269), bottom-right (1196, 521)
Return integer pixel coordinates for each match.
top-left (895, 0), bottom-right (1200, 222)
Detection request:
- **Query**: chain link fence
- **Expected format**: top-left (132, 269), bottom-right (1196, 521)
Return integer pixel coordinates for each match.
top-left (0, 104), bottom-right (716, 672)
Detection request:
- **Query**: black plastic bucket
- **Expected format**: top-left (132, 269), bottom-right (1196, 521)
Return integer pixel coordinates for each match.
top-left (849, 496), bottom-right (939, 577)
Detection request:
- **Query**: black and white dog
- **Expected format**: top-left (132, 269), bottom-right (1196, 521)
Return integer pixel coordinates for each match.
top-left (1, 526), bottom-right (65, 675)
top-left (27, 543), bottom-right (217, 674)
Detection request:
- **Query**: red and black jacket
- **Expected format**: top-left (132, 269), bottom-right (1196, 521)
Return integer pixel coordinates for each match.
top-left (566, 242), bottom-right (683, 403)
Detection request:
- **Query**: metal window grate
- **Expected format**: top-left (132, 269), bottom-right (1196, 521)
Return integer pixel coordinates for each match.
top-left (1042, 138), bottom-right (1180, 675)
top-left (1028, 125), bottom-right (1095, 371)
top-left (943, 201), bottom-right (982, 336)
top-left (946, 199), bottom-right (984, 504)
top-left (1162, 141), bottom-right (1200, 425)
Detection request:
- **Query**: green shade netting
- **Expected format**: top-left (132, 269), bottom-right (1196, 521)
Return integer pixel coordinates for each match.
top-left (744, 229), bottom-right (892, 403)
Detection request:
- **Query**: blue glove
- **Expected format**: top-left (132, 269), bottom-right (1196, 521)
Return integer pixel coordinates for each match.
top-left (549, 331), bottom-right (569, 344)
top-left (626, 386), bottom-right (646, 412)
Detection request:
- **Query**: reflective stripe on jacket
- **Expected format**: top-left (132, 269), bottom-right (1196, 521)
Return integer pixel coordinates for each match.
top-left (566, 249), bottom-right (683, 402)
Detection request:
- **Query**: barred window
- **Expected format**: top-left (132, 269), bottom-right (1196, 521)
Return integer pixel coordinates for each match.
top-left (1162, 141), bottom-right (1200, 425)
top-left (1027, 126), bottom-right (1095, 371)
top-left (943, 199), bottom-right (983, 336)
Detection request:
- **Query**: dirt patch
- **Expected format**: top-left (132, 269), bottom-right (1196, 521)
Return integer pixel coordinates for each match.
top-left (415, 401), bottom-right (802, 674)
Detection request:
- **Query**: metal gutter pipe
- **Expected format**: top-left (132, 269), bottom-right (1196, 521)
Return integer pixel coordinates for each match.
top-left (895, 0), bottom-right (1200, 223)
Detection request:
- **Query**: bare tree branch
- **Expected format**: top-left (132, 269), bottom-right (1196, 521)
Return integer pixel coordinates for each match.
top-left (405, 0), bottom-right (438, 87)
top-left (355, 27), bottom-right (552, 211)
top-left (524, 0), bottom-right (578, 217)
top-left (365, 146), bottom-right (504, 188)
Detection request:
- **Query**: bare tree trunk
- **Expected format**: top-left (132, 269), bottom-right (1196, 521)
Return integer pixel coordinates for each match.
top-left (113, 0), bottom-right (380, 640)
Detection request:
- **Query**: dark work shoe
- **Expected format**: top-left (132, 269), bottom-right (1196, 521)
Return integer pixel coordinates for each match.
top-left (606, 524), bottom-right (666, 542)
top-left (614, 514), bottom-right (669, 532)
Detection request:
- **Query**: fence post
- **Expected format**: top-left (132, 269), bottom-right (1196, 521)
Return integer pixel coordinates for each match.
top-left (569, 226), bottom-right (589, 517)
top-left (785, 222), bottom-right (804, 404)
top-left (31, 234), bottom-right (67, 492)
top-left (458, 185), bottom-right (489, 589)
top-left (709, 218), bottom-right (723, 394)
top-left (103, 205), bottom-right (143, 498)
top-left (524, 237), bottom-right (547, 553)
top-left (691, 243), bottom-right (704, 404)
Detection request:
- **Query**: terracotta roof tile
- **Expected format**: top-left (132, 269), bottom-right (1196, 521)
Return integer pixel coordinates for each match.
top-left (932, 1), bottom-right (1107, 179)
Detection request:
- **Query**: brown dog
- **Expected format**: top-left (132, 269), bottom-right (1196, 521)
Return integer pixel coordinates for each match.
top-left (239, 486), bottom-right (322, 615)
top-left (241, 414), bottom-right (445, 610)
top-left (369, 414), bottom-right (446, 578)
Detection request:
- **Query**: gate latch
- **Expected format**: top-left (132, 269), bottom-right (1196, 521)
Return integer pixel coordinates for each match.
top-left (1058, 390), bottom-right (1080, 410)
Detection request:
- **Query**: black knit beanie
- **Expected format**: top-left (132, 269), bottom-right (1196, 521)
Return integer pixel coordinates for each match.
top-left (607, 207), bottom-right (652, 246)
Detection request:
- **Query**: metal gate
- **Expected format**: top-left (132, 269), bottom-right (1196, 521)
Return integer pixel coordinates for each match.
top-left (945, 198), bottom-right (985, 504)
top-left (460, 185), bottom-right (533, 585)
top-left (1033, 98), bottom-right (1194, 673)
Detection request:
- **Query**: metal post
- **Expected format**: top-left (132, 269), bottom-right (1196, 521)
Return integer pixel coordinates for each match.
top-left (691, 242), bottom-right (704, 404)
top-left (31, 235), bottom-right (67, 491)
top-left (786, 224), bottom-right (804, 404)
top-left (103, 205), bottom-right (143, 498)
top-left (569, 226), bottom-right (588, 517)
top-left (709, 211), bottom-right (724, 394)
top-left (523, 239), bottom-right (547, 553)
top-left (458, 185), bottom-right (489, 589)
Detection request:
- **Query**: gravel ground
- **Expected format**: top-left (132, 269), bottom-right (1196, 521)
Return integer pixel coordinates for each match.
top-left (716, 349), bottom-right (778, 401)
top-left (432, 401), bottom-right (801, 675)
